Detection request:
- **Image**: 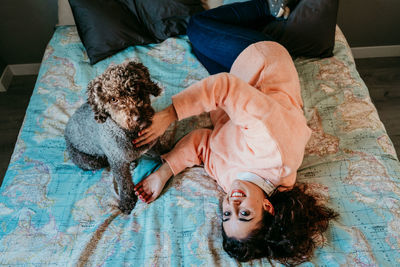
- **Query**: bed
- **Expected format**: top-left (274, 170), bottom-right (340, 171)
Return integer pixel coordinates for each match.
top-left (1, 0), bottom-right (400, 266)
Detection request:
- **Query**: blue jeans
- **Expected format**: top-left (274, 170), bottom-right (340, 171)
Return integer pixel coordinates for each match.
top-left (187, 0), bottom-right (276, 74)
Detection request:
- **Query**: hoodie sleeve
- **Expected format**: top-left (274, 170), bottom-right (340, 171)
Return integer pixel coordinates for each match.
top-left (172, 72), bottom-right (290, 133)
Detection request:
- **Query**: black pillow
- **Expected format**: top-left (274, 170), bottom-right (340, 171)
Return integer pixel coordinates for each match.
top-left (69, 0), bottom-right (154, 64)
top-left (123, 0), bottom-right (205, 41)
top-left (262, 0), bottom-right (339, 58)
top-left (68, 0), bottom-right (204, 64)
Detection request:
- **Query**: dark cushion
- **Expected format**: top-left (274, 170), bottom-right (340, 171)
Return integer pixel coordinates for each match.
top-left (262, 0), bottom-right (339, 58)
top-left (124, 0), bottom-right (205, 41)
top-left (68, 0), bottom-right (204, 64)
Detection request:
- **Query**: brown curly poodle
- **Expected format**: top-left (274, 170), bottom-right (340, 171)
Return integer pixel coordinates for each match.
top-left (64, 61), bottom-right (162, 214)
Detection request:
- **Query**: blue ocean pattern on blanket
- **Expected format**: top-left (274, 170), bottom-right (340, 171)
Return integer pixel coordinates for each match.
top-left (0, 25), bottom-right (400, 266)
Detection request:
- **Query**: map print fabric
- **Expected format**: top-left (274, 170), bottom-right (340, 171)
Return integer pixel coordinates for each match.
top-left (0, 26), bottom-right (399, 266)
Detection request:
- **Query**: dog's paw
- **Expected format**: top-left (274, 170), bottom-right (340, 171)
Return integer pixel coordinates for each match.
top-left (119, 194), bottom-right (138, 214)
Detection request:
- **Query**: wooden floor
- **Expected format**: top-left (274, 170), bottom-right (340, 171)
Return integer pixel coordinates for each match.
top-left (1, 75), bottom-right (37, 186)
top-left (0, 57), bottom-right (399, 185)
top-left (355, 57), bottom-right (400, 154)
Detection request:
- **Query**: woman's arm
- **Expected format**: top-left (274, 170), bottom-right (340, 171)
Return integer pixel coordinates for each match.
top-left (172, 72), bottom-right (286, 132)
top-left (135, 72), bottom-right (289, 146)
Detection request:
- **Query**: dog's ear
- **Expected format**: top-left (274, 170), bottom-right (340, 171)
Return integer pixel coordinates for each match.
top-left (144, 80), bottom-right (162, 97)
top-left (87, 79), bottom-right (109, 123)
top-left (125, 61), bottom-right (162, 97)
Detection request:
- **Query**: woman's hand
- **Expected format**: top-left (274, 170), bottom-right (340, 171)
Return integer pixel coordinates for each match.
top-left (134, 162), bottom-right (173, 203)
top-left (133, 105), bottom-right (177, 147)
top-left (134, 172), bottom-right (165, 203)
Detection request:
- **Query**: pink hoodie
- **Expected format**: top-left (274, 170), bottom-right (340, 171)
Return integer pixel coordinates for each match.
top-left (163, 41), bottom-right (311, 193)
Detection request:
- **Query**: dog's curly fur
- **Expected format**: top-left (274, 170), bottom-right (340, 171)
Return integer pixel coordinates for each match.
top-left (87, 61), bottom-right (161, 130)
top-left (64, 61), bottom-right (162, 214)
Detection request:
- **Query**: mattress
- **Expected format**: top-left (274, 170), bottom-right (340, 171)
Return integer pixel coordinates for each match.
top-left (0, 25), bottom-right (399, 266)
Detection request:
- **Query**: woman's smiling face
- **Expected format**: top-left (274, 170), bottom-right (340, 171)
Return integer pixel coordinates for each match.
top-left (222, 180), bottom-right (274, 239)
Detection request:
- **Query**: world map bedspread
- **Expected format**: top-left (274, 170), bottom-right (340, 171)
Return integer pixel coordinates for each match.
top-left (1, 26), bottom-right (399, 266)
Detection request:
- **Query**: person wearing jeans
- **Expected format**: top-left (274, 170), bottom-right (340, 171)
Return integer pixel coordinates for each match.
top-left (187, 0), bottom-right (302, 74)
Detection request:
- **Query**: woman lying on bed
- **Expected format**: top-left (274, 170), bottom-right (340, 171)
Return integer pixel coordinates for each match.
top-left (133, 0), bottom-right (337, 264)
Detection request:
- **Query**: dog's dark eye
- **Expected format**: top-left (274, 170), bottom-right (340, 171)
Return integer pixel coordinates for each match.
top-left (111, 97), bottom-right (118, 103)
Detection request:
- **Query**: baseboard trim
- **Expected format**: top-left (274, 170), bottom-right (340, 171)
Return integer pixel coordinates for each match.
top-left (0, 66), bottom-right (13, 92)
top-left (9, 63), bottom-right (41, 76)
top-left (351, 45), bottom-right (400, 59)
top-left (0, 63), bottom-right (40, 92)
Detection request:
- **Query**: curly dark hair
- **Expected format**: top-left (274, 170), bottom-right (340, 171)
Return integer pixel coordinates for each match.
top-left (222, 184), bottom-right (338, 265)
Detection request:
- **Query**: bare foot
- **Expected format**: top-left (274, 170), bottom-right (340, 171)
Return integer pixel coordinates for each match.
top-left (134, 162), bottom-right (173, 203)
